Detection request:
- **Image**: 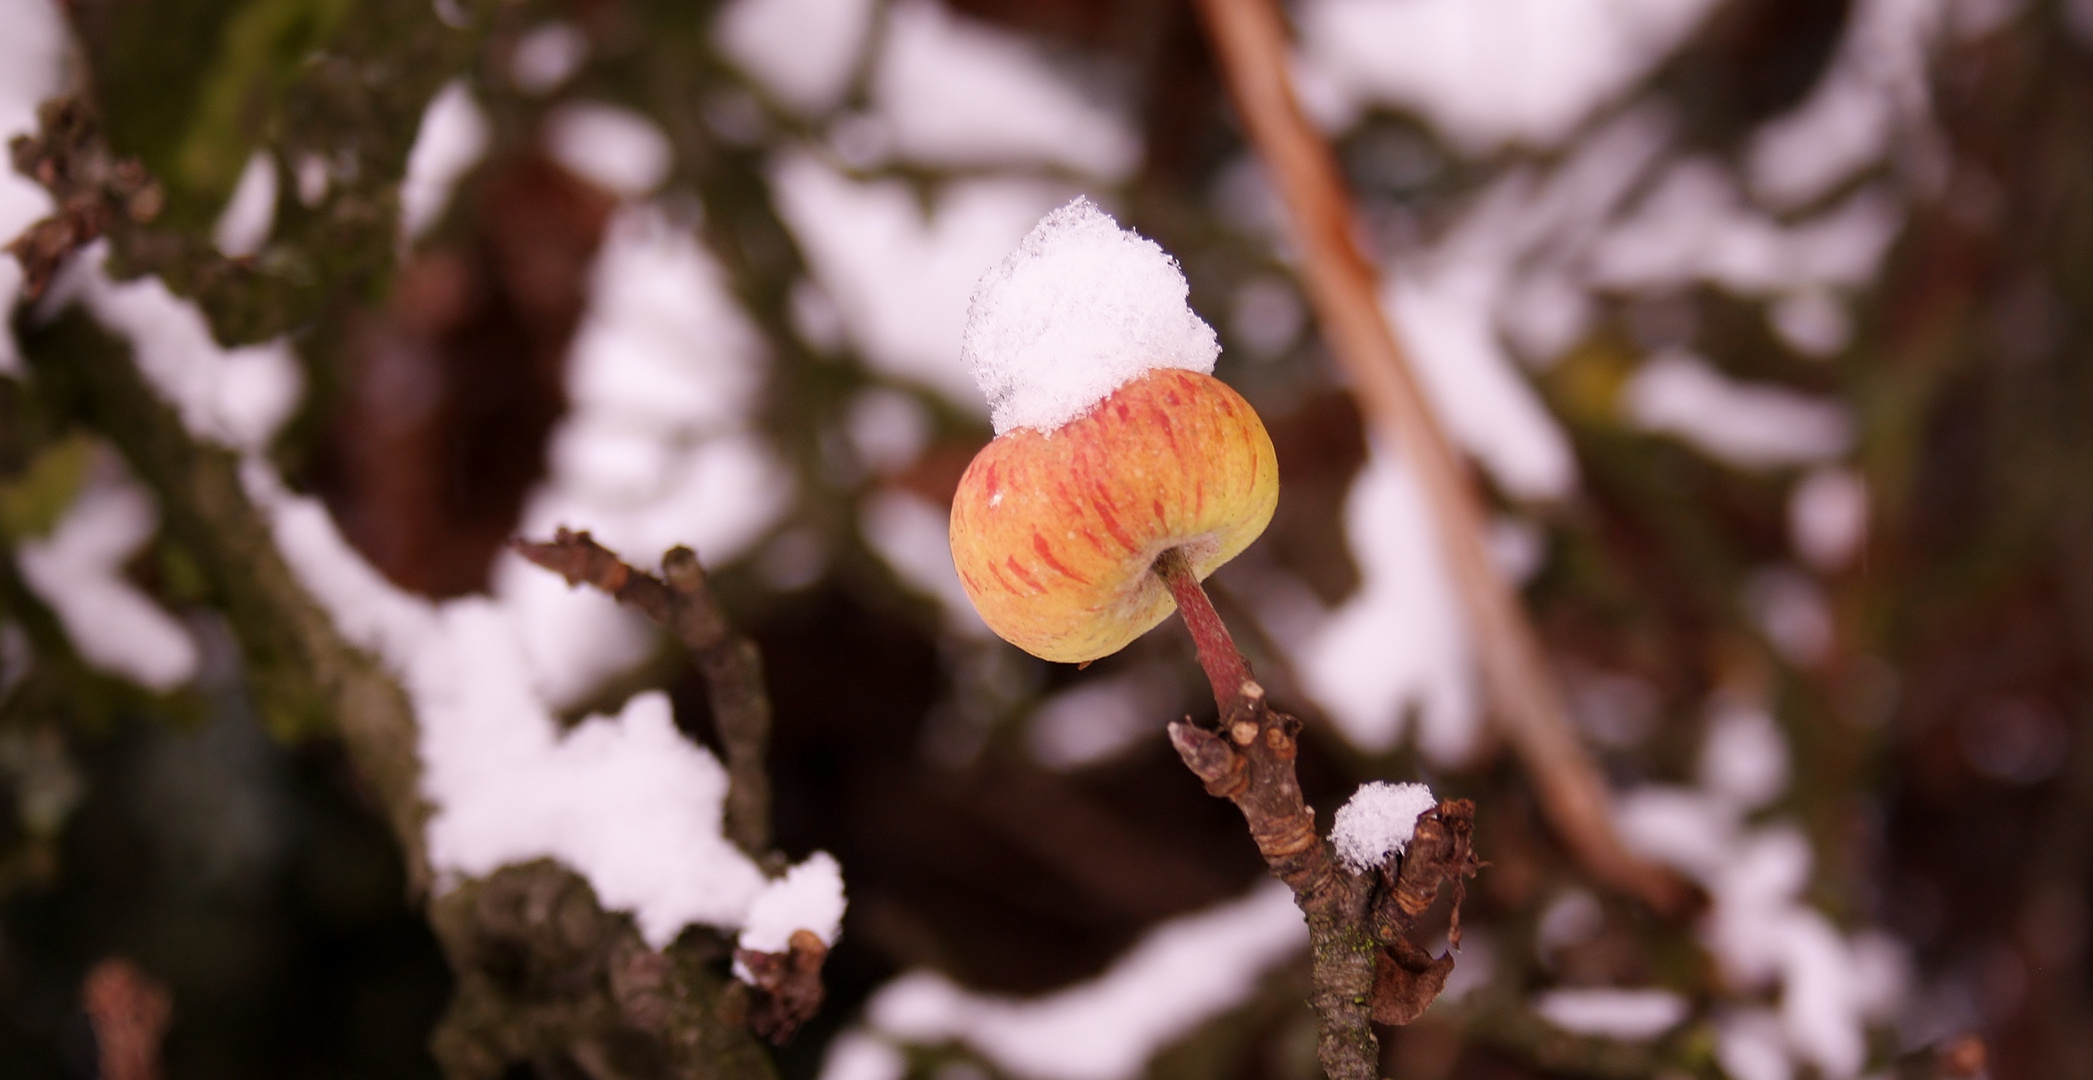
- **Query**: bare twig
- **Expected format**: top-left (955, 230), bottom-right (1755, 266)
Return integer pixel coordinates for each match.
top-left (1156, 553), bottom-right (1479, 1080)
top-left (1188, 0), bottom-right (1696, 916)
top-left (513, 528), bottom-right (774, 858)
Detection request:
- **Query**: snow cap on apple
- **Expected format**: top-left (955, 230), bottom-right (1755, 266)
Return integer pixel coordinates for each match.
top-left (949, 198), bottom-right (1279, 663)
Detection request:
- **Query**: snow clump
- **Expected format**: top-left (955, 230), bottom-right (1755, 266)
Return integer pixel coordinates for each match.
top-left (739, 851), bottom-right (848, 955)
top-left (963, 197), bottom-right (1219, 436)
top-left (1330, 781), bottom-right (1438, 872)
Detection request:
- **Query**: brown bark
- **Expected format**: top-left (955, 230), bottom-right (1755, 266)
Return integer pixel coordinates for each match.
top-left (1157, 553), bottom-right (1478, 1079)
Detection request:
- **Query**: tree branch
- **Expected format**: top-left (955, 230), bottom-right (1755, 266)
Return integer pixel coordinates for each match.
top-left (9, 69), bottom-right (795, 1080)
top-left (1156, 553), bottom-right (1479, 1080)
top-left (512, 528), bottom-right (774, 860)
top-left (14, 309), bottom-right (787, 1078)
top-left (1188, 0), bottom-right (1695, 917)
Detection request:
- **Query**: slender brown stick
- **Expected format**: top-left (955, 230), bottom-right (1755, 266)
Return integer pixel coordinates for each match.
top-left (1189, 0), bottom-right (1695, 915)
top-left (1154, 548), bottom-right (1255, 712)
top-left (1157, 553), bottom-right (1478, 1080)
top-left (513, 529), bottom-right (773, 859)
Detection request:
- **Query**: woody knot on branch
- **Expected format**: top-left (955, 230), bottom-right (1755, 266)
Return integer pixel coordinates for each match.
top-left (1154, 549), bottom-right (1481, 1080)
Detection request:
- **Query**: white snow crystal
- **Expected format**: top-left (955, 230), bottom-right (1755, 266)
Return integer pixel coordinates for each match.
top-left (963, 198), bottom-right (1220, 435)
top-left (1330, 781), bottom-right (1438, 872)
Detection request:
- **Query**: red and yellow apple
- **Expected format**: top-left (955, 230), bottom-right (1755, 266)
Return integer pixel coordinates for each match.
top-left (948, 368), bottom-right (1279, 663)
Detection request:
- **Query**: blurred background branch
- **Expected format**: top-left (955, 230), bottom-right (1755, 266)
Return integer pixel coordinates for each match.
top-left (1189, 0), bottom-right (1696, 919)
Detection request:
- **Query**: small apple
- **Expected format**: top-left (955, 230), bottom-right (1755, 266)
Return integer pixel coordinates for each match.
top-left (948, 367), bottom-right (1278, 663)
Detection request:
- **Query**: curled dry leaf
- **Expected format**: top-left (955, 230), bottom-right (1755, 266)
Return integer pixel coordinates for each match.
top-left (1368, 800), bottom-right (1479, 1026)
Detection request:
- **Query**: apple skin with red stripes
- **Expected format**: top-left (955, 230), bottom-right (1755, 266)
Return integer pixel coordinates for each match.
top-left (948, 368), bottom-right (1279, 663)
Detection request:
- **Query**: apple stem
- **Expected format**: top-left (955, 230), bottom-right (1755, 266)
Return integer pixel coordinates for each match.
top-left (1153, 548), bottom-right (1256, 713)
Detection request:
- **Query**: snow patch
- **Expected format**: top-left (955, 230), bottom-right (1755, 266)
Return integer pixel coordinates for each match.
top-left (1615, 700), bottom-right (1905, 1080)
top-left (1790, 467), bottom-right (1868, 571)
top-left (772, 152), bottom-right (1069, 410)
top-left (1293, 449), bottom-right (1479, 763)
top-left (65, 207), bottom-right (822, 949)
top-left (863, 881), bottom-right (1304, 1080)
top-left (212, 151), bottom-right (278, 258)
top-left (738, 850), bottom-right (847, 956)
top-left (964, 198), bottom-right (1219, 435)
top-left (1297, 0), bottom-right (1719, 152)
top-left (1747, 0), bottom-right (1946, 209)
top-left (1331, 781), bottom-right (1438, 872)
top-left (545, 103), bottom-right (673, 198)
top-left (873, 0), bottom-right (1138, 179)
top-left (16, 469), bottom-right (199, 691)
top-left (716, 0), bottom-right (877, 115)
top-left (860, 488), bottom-right (993, 639)
top-left (817, 1031), bottom-right (907, 1080)
top-left (76, 249), bottom-right (303, 453)
top-left (1027, 667), bottom-right (1180, 770)
top-left (1532, 987), bottom-right (1689, 1040)
top-left (1623, 351), bottom-right (1853, 469)
top-left (511, 22), bottom-right (588, 96)
top-left (400, 80), bottom-right (489, 242)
